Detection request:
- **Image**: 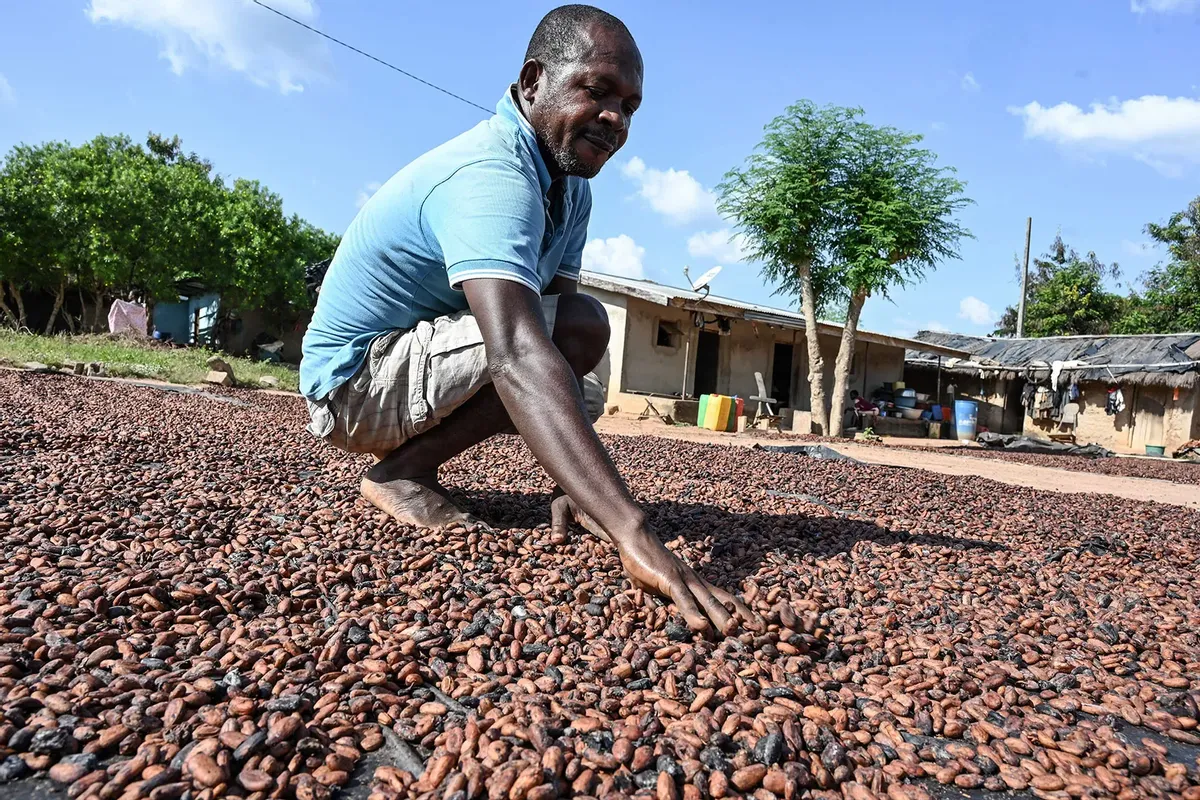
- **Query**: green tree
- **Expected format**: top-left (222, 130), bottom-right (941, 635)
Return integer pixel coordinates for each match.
top-left (72, 134), bottom-right (228, 314)
top-left (995, 236), bottom-right (1123, 337)
top-left (0, 141), bottom-right (77, 330)
top-left (1116, 197), bottom-right (1200, 334)
top-left (0, 131), bottom-right (338, 336)
top-left (719, 101), bottom-right (970, 435)
top-left (216, 179), bottom-right (338, 319)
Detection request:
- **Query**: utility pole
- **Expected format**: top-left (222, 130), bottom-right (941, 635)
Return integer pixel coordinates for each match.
top-left (1016, 217), bottom-right (1032, 338)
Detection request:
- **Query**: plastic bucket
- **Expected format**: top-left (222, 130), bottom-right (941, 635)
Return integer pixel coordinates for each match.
top-left (954, 400), bottom-right (979, 441)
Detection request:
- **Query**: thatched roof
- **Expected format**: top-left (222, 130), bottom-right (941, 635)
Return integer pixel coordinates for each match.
top-left (906, 331), bottom-right (1200, 388)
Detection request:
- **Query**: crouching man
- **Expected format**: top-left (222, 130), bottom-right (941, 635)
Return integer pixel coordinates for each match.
top-left (301, 5), bottom-right (756, 635)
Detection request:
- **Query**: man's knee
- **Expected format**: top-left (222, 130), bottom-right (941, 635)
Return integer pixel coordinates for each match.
top-left (553, 293), bottom-right (610, 372)
top-left (558, 293), bottom-right (610, 343)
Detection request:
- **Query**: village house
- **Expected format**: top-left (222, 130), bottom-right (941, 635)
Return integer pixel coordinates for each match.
top-left (578, 271), bottom-right (966, 428)
top-left (905, 331), bottom-right (1200, 455)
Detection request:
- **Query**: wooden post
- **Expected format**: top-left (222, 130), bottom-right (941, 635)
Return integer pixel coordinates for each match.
top-left (936, 356), bottom-right (942, 402)
top-left (861, 340), bottom-right (870, 397)
top-left (1017, 217), bottom-right (1032, 337)
top-left (681, 331), bottom-right (691, 399)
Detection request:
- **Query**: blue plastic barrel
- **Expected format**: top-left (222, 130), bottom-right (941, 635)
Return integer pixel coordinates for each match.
top-left (954, 400), bottom-right (979, 440)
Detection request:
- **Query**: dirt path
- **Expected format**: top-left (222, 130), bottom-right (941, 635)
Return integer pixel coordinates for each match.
top-left (595, 416), bottom-right (1200, 510)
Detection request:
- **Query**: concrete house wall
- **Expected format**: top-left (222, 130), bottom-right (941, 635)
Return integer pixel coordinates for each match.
top-left (582, 286), bottom-right (906, 422)
top-left (904, 364), bottom-right (1199, 454)
top-left (1024, 382), bottom-right (1197, 454)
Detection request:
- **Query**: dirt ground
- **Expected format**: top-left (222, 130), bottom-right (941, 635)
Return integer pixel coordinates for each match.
top-left (595, 416), bottom-right (1200, 510)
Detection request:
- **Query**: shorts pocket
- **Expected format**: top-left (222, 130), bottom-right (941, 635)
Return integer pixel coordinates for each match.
top-left (363, 329), bottom-right (404, 391)
top-left (305, 398), bottom-right (336, 438)
top-left (418, 313), bottom-right (490, 430)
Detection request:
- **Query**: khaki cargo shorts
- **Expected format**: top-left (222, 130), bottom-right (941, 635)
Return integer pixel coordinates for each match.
top-left (306, 295), bottom-right (606, 455)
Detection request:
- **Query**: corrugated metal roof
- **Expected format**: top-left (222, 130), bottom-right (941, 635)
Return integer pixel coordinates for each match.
top-left (582, 271), bottom-right (805, 319)
top-left (580, 270), bottom-right (969, 357)
top-left (907, 330), bottom-right (1200, 385)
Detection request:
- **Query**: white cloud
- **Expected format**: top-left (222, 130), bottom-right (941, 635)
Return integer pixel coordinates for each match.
top-left (583, 234), bottom-right (645, 279)
top-left (87, 0), bottom-right (332, 94)
top-left (355, 181), bottom-right (382, 209)
top-left (686, 228), bottom-right (751, 263)
top-left (620, 157), bottom-right (717, 224)
top-left (0, 74), bottom-right (13, 108)
top-left (958, 296), bottom-right (995, 326)
top-left (1010, 94), bottom-right (1200, 176)
top-left (930, 121), bottom-right (946, 132)
top-left (961, 72), bottom-right (980, 93)
top-left (1131, 0), bottom-right (1196, 12)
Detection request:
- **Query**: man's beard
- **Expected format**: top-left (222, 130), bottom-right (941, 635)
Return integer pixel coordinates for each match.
top-left (545, 129), bottom-right (614, 179)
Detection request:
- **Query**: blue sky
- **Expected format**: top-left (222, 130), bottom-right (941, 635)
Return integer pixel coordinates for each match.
top-left (2, 0), bottom-right (1198, 338)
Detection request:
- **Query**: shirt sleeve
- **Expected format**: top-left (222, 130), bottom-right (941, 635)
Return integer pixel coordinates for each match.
top-left (422, 160), bottom-right (545, 294)
top-left (556, 181), bottom-right (592, 282)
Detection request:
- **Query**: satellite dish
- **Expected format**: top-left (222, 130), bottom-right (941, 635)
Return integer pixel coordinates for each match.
top-left (690, 265), bottom-right (723, 291)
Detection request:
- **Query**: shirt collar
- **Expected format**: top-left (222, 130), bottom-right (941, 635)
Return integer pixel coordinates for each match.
top-left (497, 86), bottom-right (553, 196)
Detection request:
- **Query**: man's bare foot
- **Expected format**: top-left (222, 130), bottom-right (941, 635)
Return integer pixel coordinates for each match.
top-left (361, 474), bottom-right (481, 529)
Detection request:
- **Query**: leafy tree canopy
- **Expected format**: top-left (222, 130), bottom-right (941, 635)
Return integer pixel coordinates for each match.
top-left (995, 235), bottom-right (1124, 337)
top-left (1117, 198), bottom-right (1200, 334)
top-left (0, 133), bottom-right (339, 332)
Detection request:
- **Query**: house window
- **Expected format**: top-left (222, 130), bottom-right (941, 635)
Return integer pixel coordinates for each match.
top-left (656, 320), bottom-right (682, 349)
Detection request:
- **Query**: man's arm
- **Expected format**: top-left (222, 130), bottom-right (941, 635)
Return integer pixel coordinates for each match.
top-left (462, 278), bottom-right (756, 634)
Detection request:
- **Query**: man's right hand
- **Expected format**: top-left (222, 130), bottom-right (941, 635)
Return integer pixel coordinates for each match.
top-left (614, 528), bottom-right (763, 636)
top-left (551, 492), bottom-right (761, 636)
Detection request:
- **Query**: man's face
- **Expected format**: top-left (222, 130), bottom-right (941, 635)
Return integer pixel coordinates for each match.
top-left (522, 24), bottom-right (643, 179)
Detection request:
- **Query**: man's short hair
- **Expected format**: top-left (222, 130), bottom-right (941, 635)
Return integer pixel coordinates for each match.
top-left (524, 4), bottom-right (633, 74)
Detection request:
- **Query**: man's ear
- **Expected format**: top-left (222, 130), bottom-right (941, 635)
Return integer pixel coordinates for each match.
top-left (518, 59), bottom-right (543, 104)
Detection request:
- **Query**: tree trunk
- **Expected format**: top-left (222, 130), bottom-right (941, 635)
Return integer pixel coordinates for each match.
top-left (828, 289), bottom-right (868, 437)
top-left (797, 260), bottom-right (829, 435)
top-left (44, 280), bottom-right (66, 335)
top-left (0, 284), bottom-right (15, 328)
top-left (92, 293), bottom-right (107, 333)
top-left (10, 283), bottom-right (27, 330)
top-left (69, 285), bottom-right (86, 334)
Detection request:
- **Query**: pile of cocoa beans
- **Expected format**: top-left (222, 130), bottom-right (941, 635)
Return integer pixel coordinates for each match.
top-left (1, 371), bottom-right (1197, 800)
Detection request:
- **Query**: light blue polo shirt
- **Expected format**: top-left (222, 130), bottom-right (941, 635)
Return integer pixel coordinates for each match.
top-left (300, 88), bottom-right (592, 401)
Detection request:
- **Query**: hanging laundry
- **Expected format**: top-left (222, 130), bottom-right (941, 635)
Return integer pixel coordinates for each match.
top-left (1068, 382), bottom-right (1080, 401)
top-left (1022, 383), bottom-right (1038, 419)
top-left (1105, 386), bottom-right (1125, 416)
top-left (1035, 387), bottom-right (1055, 419)
top-left (1050, 361), bottom-right (1065, 391)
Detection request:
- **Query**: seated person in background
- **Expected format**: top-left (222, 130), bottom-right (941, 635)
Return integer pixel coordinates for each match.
top-left (851, 390), bottom-right (880, 423)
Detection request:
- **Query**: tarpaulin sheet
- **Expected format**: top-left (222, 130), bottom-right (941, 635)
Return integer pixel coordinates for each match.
top-left (752, 443), bottom-right (860, 462)
top-left (107, 300), bottom-right (147, 336)
top-left (977, 432), bottom-right (1113, 459)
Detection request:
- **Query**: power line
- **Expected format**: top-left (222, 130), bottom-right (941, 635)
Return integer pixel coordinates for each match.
top-left (249, 0), bottom-right (492, 115)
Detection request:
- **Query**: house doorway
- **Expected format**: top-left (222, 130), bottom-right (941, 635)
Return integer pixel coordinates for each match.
top-left (771, 343), bottom-right (793, 407)
top-left (1129, 387), bottom-right (1166, 451)
top-left (694, 330), bottom-right (720, 396)
top-left (1002, 378), bottom-right (1026, 434)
